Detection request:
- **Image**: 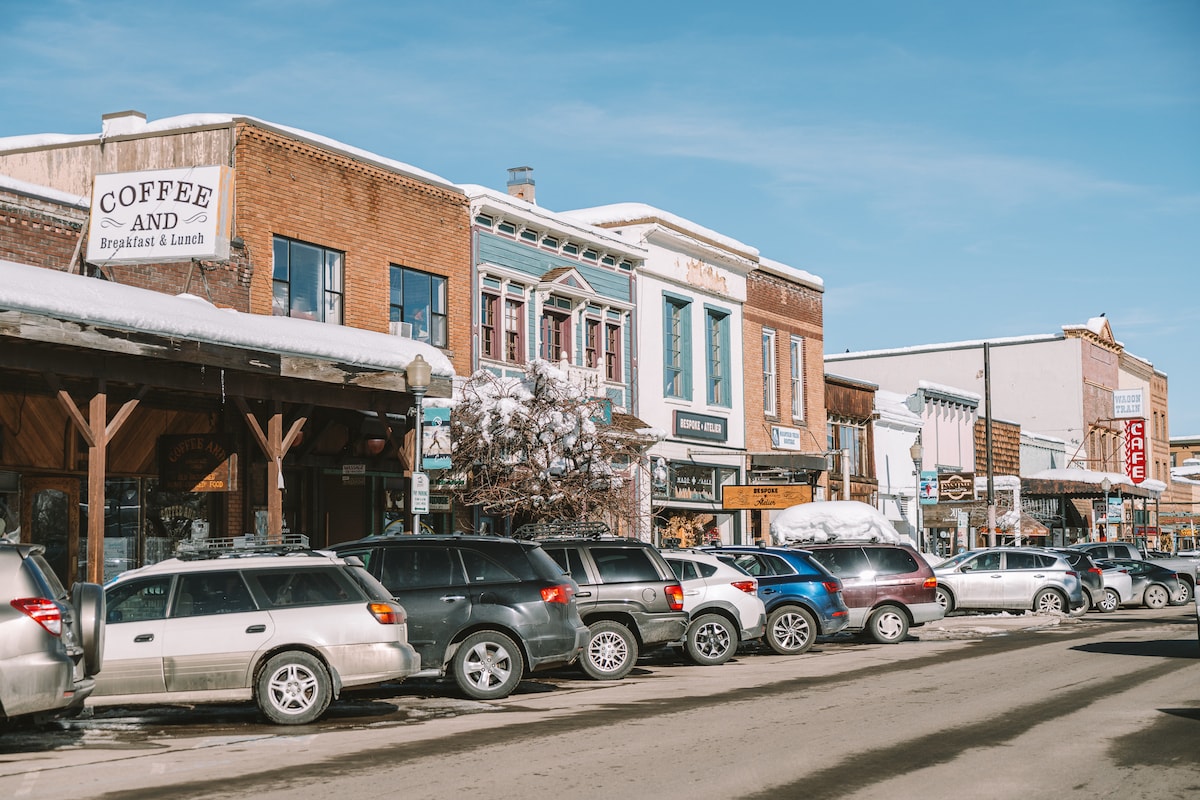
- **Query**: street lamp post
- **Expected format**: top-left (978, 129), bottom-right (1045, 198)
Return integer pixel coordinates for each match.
top-left (406, 354), bottom-right (432, 535)
top-left (910, 438), bottom-right (924, 552)
top-left (1100, 476), bottom-right (1113, 542)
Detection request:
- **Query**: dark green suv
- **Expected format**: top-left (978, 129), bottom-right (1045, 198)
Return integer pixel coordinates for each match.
top-left (523, 526), bottom-right (687, 681)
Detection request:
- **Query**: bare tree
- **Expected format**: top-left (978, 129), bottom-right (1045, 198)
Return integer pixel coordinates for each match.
top-left (449, 360), bottom-right (657, 529)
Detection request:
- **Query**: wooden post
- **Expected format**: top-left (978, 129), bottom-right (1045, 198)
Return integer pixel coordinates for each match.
top-left (236, 398), bottom-right (307, 543)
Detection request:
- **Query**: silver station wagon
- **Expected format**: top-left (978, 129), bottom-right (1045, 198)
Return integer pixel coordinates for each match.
top-left (933, 547), bottom-right (1085, 615)
top-left (94, 540), bottom-right (420, 724)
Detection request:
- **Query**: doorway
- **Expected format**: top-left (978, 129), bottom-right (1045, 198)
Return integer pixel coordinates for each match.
top-left (20, 476), bottom-right (81, 586)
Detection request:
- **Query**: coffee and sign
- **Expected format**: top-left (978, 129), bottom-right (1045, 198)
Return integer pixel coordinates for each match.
top-left (158, 434), bottom-right (236, 492)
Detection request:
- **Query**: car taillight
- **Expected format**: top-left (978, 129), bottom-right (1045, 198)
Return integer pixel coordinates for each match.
top-left (11, 598), bottom-right (62, 636)
top-left (1088, 567), bottom-right (1102, 575)
top-left (923, 576), bottom-right (938, 589)
top-left (368, 602), bottom-right (406, 625)
top-left (731, 580), bottom-right (757, 595)
top-left (666, 583), bottom-right (684, 611)
top-left (822, 580), bottom-right (841, 594)
top-left (1066, 570), bottom-right (1078, 579)
top-left (541, 584), bottom-right (574, 604)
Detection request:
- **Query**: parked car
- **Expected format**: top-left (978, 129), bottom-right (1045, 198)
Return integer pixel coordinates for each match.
top-left (96, 538), bottom-right (420, 724)
top-left (1094, 558), bottom-right (1183, 610)
top-left (802, 541), bottom-right (944, 643)
top-left (933, 547), bottom-right (1085, 615)
top-left (661, 549), bottom-right (766, 665)
top-left (703, 545), bottom-right (849, 655)
top-left (2, 542), bottom-right (104, 729)
top-left (528, 526), bottom-right (688, 681)
top-left (333, 534), bottom-right (589, 699)
top-left (1068, 541), bottom-right (1196, 606)
top-left (1091, 561), bottom-right (1134, 612)
top-left (1043, 547), bottom-right (1108, 615)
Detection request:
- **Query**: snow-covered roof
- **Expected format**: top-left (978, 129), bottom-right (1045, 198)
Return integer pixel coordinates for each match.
top-left (917, 380), bottom-right (981, 405)
top-left (1028, 468), bottom-right (1167, 494)
top-left (0, 260), bottom-right (454, 380)
top-left (757, 256), bottom-right (824, 292)
top-left (560, 202), bottom-right (759, 261)
top-left (825, 333), bottom-right (1063, 361)
top-left (874, 389), bottom-right (921, 428)
top-left (0, 112), bottom-right (461, 194)
top-left (1020, 430), bottom-right (1067, 445)
top-left (0, 173), bottom-right (89, 208)
top-left (459, 184), bottom-right (648, 259)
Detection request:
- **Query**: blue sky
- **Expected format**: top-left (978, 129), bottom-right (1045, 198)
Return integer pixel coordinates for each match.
top-left (2, 0), bottom-right (1198, 435)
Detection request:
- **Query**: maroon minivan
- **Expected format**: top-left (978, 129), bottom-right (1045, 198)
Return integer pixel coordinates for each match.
top-left (801, 542), bottom-right (943, 644)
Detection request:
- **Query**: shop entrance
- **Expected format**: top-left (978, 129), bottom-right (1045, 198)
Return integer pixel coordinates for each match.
top-left (20, 476), bottom-right (81, 587)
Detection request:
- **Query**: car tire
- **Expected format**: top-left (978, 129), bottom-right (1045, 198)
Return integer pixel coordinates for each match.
top-left (1096, 588), bottom-right (1121, 613)
top-left (1168, 580), bottom-right (1192, 607)
top-left (1033, 588), bottom-right (1068, 614)
top-left (452, 630), bottom-right (524, 700)
top-left (765, 605), bottom-right (817, 655)
top-left (1143, 583), bottom-right (1170, 610)
top-left (71, 582), bottom-right (105, 676)
top-left (867, 605), bottom-right (909, 644)
top-left (256, 651), bottom-right (333, 725)
top-left (934, 586), bottom-right (955, 614)
top-left (686, 613), bottom-right (738, 666)
top-left (581, 621), bottom-right (638, 680)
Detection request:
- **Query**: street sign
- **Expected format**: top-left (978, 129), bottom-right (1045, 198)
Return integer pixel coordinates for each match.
top-left (411, 472), bottom-right (430, 514)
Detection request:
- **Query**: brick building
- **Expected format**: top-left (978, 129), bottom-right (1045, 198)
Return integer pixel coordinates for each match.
top-left (0, 111), bottom-right (466, 581)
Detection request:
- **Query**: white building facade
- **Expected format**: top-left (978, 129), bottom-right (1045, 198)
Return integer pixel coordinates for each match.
top-left (564, 204), bottom-right (753, 545)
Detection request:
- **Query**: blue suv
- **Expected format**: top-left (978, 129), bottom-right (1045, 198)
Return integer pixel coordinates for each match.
top-left (704, 546), bottom-right (848, 655)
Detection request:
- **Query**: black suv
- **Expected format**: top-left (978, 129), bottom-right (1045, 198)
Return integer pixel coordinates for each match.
top-left (333, 534), bottom-right (589, 700)
top-left (523, 525), bottom-right (688, 681)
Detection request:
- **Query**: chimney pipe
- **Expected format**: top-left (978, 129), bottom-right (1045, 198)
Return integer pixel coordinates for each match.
top-left (506, 166), bottom-right (535, 205)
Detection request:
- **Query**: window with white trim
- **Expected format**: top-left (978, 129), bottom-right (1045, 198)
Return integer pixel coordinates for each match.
top-left (762, 328), bottom-right (777, 417)
top-left (790, 336), bottom-right (805, 421)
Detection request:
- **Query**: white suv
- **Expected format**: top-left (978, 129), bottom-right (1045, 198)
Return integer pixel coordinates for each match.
top-left (661, 549), bottom-right (766, 665)
top-left (95, 538), bottom-right (420, 724)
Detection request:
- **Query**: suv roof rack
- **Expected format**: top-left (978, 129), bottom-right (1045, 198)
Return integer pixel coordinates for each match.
top-left (176, 534), bottom-right (313, 560)
top-left (512, 521), bottom-right (613, 541)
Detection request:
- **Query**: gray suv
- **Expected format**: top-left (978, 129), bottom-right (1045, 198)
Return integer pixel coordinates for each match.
top-left (333, 534), bottom-right (589, 700)
top-left (2, 542), bottom-right (104, 729)
top-left (529, 529), bottom-right (688, 681)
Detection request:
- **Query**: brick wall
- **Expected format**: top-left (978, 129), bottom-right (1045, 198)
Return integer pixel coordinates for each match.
top-left (742, 269), bottom-right (825, 457)
top-left (233, 124), bottom-right (474, 376)
top-left (1, 191), bottom-right (86, 270)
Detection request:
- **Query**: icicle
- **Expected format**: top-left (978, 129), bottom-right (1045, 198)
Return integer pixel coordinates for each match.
top-left (220, 368), bottom-right (226, 404)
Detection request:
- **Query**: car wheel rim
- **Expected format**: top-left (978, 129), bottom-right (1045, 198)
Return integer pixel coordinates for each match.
top-left (266, 663), bottom-right (320, 714)
top-left (695, 622), bottom-right (731, 658)
top-left (1145, 586), bottom-right (1168, 608)
top-left (588, 630), bottom-right (629, 673)
top-left (876, 612), bottom-right (904, 640)
top-left (773, 612), bottom-right (810, 650)
top-left (1101, 590), bottom-right (1119, 612)
top-left (462, 641), bottom-right (514, 690)
top-left (1037, 593), bottom-right (1064, 613)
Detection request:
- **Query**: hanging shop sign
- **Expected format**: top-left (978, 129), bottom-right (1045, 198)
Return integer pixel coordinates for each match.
top-left (671, 464), bottom-right (717, 502)
top-left (1113, 389), bottom-right (1145, 420)
top-left (1124, 419), bottom-right (1147, 484)
top-left (938, 472), bottom-right (976, 502)
top-left (722, 484), bottom-right (813, 510)
top-left (674, 411), bottom-right (727, 442)
top-left (770, 425), bottom-right (802, 451)
top-left (87, 165), bottom-right (234, 265)
top-left (158, 434), bottom-right (236, 492)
